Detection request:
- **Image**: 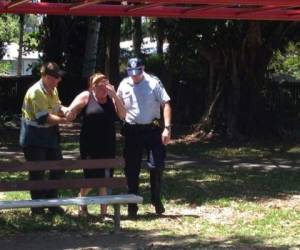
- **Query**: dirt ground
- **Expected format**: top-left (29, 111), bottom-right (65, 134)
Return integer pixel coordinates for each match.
top-left (0, 124), bottom-right (194, 250)
top-left (0, 123), bottom-right (298, 250)
top-left (0, 231), bottom-right (184, 250)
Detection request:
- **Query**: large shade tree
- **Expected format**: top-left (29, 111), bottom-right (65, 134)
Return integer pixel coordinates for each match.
top-left (163, 20), bottom-right (300, 139)
top-left (37, 12), bottom-right (300, 138)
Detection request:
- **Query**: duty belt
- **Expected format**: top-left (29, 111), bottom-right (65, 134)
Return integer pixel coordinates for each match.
top-left (124, 119), bottom-right (161, 132)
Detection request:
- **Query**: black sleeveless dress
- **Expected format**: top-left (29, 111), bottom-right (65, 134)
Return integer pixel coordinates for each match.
top-left (80, 92), bottom-right (117, 178)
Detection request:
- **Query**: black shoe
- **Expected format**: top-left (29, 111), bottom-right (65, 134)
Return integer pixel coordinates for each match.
top-left (31, 208), bottom-right (46, 216)
top-left (128, 204), bottom-right (138, 219)
top-left (48, 206), bottom-right (65, 215)
top-left (153, 201), bottom-right (165, 215)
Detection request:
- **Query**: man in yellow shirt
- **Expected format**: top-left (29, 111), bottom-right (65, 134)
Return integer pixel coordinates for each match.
top-left (20, 62), bottom-right (69, 216)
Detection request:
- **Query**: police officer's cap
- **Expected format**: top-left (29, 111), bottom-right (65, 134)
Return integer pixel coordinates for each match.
top-left (127, 58), bottom-right (144, 76)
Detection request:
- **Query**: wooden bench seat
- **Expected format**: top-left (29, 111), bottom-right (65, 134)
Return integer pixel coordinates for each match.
top-left (0, 158), bottom-right (143, 233)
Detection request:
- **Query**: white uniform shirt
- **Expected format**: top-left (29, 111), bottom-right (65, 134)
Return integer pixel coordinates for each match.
top-left (117, 72), bottom-right (170, 124)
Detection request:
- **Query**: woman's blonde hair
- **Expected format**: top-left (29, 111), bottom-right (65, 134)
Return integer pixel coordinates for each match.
top-left (88, 73), bottom-right (107, 90)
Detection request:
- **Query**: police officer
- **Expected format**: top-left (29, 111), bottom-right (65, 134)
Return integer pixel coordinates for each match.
top-left (117, 58), bottom-right (172, 217)
top-left (19, 62), bottom-right (68, 215)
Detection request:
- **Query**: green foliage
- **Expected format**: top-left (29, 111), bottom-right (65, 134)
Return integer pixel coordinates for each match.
top-left (0, 14), bottom-right (19, 59)
top-left (0, 14), bottom-right (40, 60)
top-left (121, 17), bottom-right (152, 41)
top-left (144, 53), bottom-right (165, 79)
top-left (141, 17), bottom-right (151, 37)
top-left (0, 14), bottom-right (19, 43)
top-left (22, 15), bottom-right (42, 56)
top-left (0, 61), bottom-right (13, 75)
top-left (24, 14), bottom-right (41, 33)
top-left (120, 17), bottom-right (132, 41)
top-left (23, 32), bottom-right (40, 52)
top-left (161, 20), bottom-right (300, 135)
top-left (269, 42), bottom-right (300, 79)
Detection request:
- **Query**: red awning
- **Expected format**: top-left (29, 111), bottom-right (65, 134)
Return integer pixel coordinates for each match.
top-left (0, 0), bottom-right (300, 20)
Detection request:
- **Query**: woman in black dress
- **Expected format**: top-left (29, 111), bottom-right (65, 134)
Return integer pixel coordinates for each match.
top-left (66, 73), bottom-right (125, 216)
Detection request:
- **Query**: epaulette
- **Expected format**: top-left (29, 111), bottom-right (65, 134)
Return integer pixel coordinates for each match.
top-left (149, 74), bottom-right (162, 85)
top-left (125, 77), bottom-right (134, 86)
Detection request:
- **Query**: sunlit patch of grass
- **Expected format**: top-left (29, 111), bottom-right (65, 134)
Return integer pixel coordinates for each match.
top-left (234, 208), bottom-right (300, 246)
top-left (0, 168), bottom-right (300, 247)
top-left (61, 142), bottom-right (79, 151)
top-left (2, 191), bottom-right (30, 200)
top-left (169, 140), bottom-right (300, 160)
top-left (206, 147), bottom-right (270, 158)
top-left (0, 135), bottom-right (299, 248)
top-left (287, 146), bottom-right (300, 153)
top-left (0, 172), bottom-right (27, 181)
top-left (169, 143), bottom-right (271, 159)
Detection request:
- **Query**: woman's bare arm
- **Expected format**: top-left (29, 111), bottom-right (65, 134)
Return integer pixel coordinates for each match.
top-left (65, 91), bottom-right (89, 121)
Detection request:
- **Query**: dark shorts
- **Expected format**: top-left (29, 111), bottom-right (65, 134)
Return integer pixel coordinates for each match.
top-left (83, 168), bottom-right (113, 179)
top-left (81, 154), bottom-right (114, 179)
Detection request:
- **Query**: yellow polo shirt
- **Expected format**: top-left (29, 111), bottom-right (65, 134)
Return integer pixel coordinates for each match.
top-left (20, 80), bottom-right (62, 148)
top-left (22, 80), bottom-right (61, 125)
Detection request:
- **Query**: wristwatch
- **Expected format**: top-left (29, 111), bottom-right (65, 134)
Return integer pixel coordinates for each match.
top-left (164, 125), bottom-right (171, 131)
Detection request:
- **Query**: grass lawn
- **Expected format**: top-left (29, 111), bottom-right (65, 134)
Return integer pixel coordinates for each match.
top-left (0, 126), bottom-right (299, 249)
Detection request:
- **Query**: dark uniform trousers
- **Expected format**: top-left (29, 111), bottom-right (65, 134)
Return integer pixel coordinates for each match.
top-left (23, 146), bottom-right (65, 201)
top-left (123, 123), bottom-right (165, 212)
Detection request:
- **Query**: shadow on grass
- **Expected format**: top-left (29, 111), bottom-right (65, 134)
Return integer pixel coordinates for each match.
top-left (0, 210), bottom-right (294, 249)
top-left (139, 164), bottom-right (300, 207)
top-left (0, 123), bottom-right (299, 248)
top-left (168, 139), bottom-right (300, 164)
top-left (0, 210), bottom-right (112, 235)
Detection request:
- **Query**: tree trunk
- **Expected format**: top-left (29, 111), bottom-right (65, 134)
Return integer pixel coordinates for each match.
top-left (17, 14), bottom-right (24, 77)
top-left (41, 16), bottom-right (70, 64)
top-left (193, 47), bottom-right (225, 135)
top-left (226, 49), bottom-right (240, 139)
top-left (195, 23), bottom-right (266, 139)
top-left (155, 18), bottom-right (164, 55)
top-left (164, 20), bottom-right (299, 138)
top-left (105, 17), bottom-right (121, 85)
top-left (132, 17), bottom-right (142, 57)
top-left (82, 17), bottom-right (100, 78)
top-left (96, 17), bottom-right (109, 73)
